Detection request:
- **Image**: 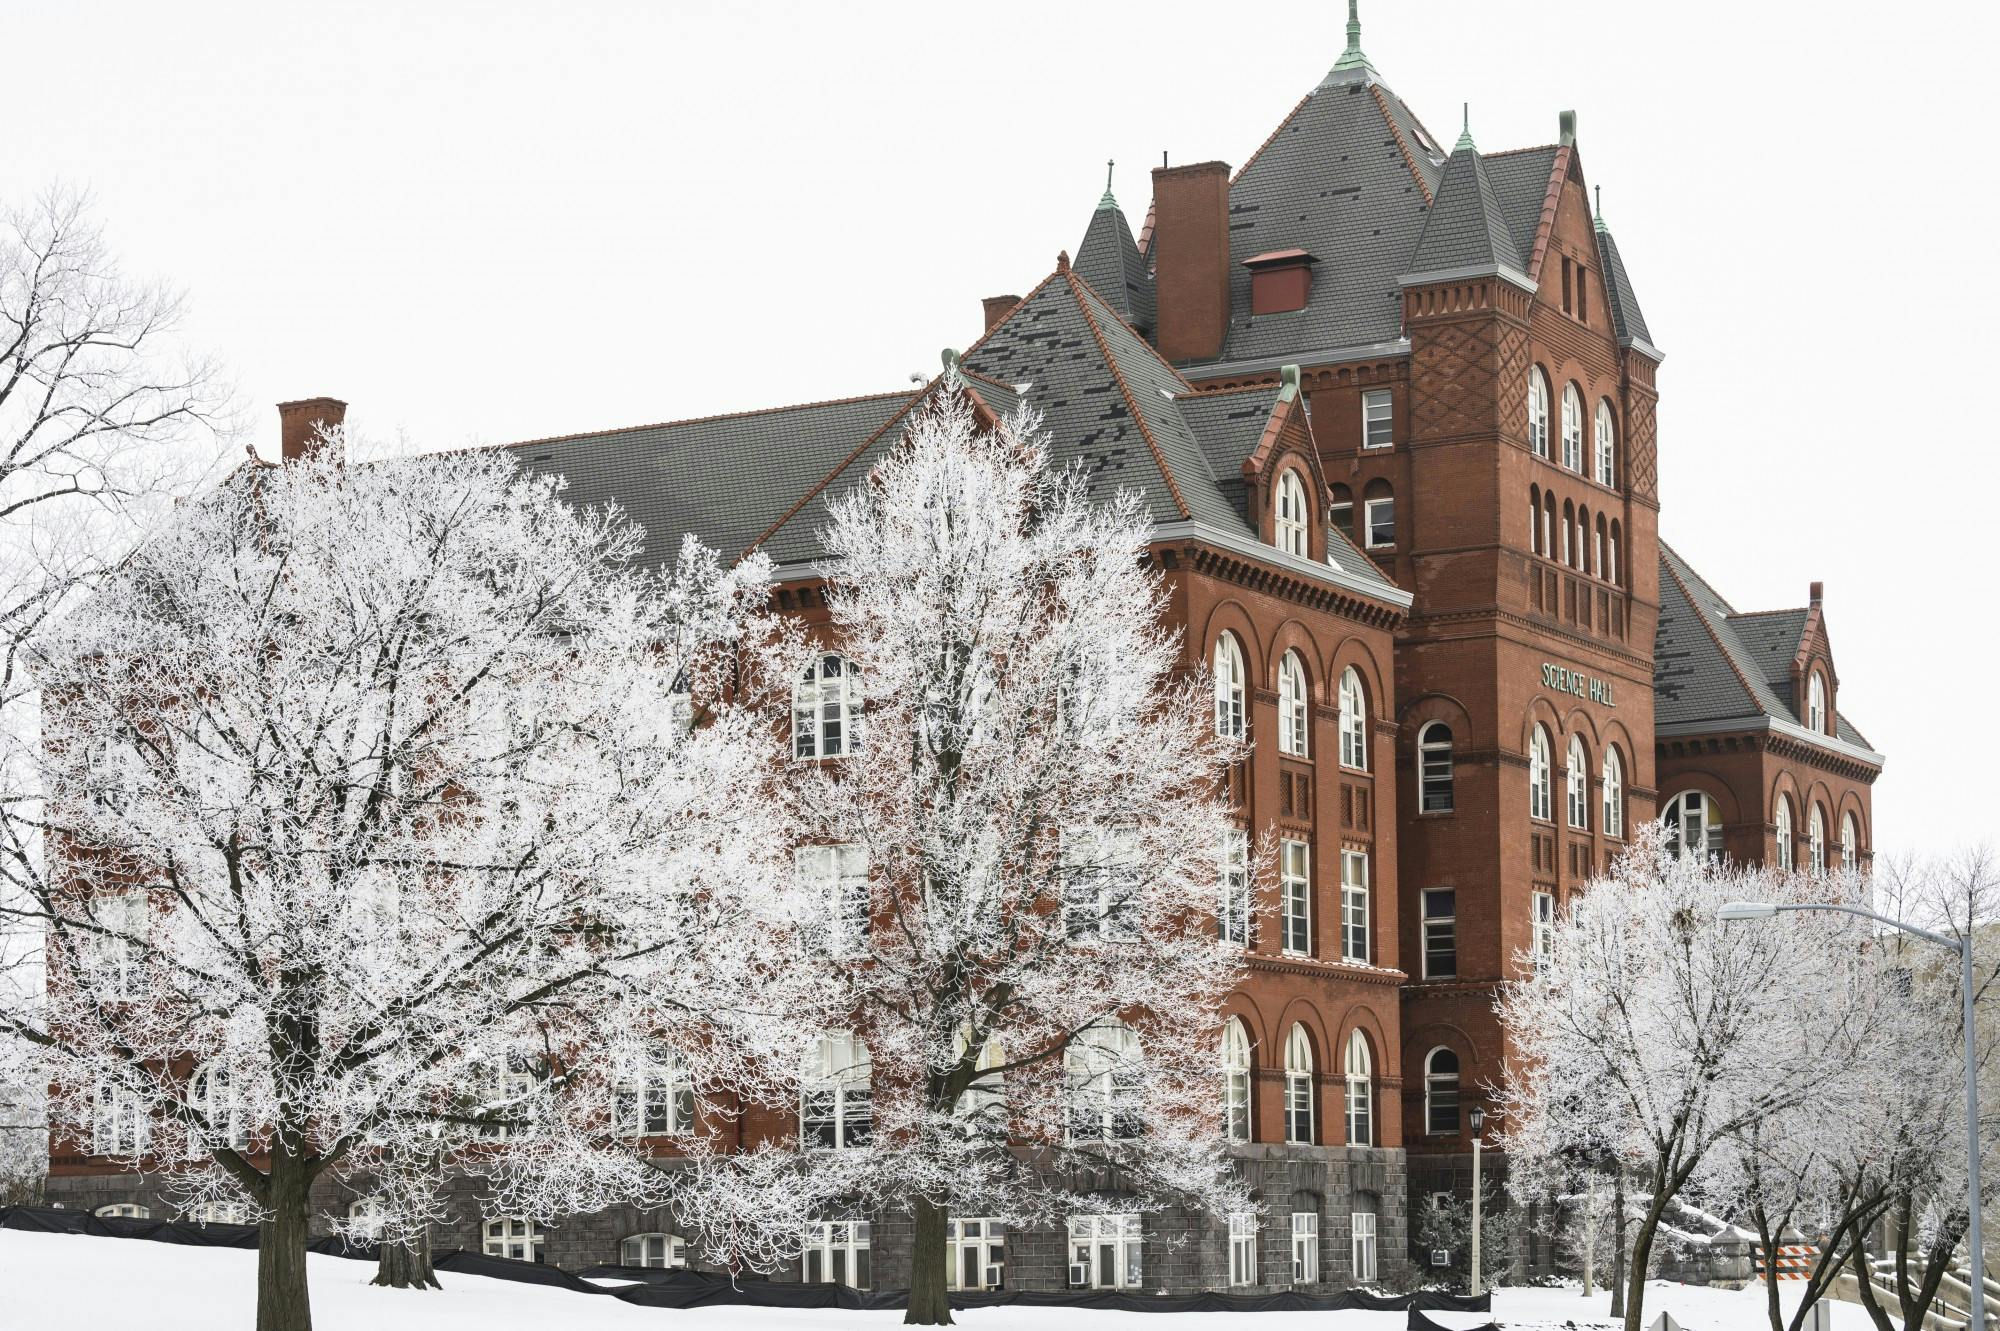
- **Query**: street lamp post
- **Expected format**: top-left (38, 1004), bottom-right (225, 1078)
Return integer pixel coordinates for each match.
top-left (1469, 1104), bottom-right (1486, 1295)
top-left (1719, 899), bottom-right (1986, 1331)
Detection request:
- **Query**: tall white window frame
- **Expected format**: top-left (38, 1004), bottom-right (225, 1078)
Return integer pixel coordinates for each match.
top-left (796, 843), bottom-right (870, 957)
top-left (1528, 725), bottom-right (1553, 822)
top-left (612, 1053), bottom-right (695, 1137)
top-left (1067, 1214), bottom-right (1142, 1289)
top-left (947, 1218), bottom-right (1007, 1291)
top-left (1228, 1212), bottom-right (1260, 1287)
top-left (1566, 735), bottom-right (1589, 830)
top-left (85, 889), bottom-right (147, 1002)
top-left (1362, 388), bottom-right (1395, 449)
top-left (95, 1203), bottom-right (149, 1219)
top-left (803, 1220), bottom-right (872, 1288)
top-left (1808, 672), bottom-right (1828, 733)
top-left (1340, 849), bottom-right (1370, 964)
top-left (793, 653), bottom-right (860, 760)
top-left (801, 1032), bottom-right (873, 1150)
top-left (1561, 382), bottom-right (1584, 471)
top-left (1344, 1029), bottom-right (1373, 1147)
top-left (1066, 1023), bottom-right (1143, 1143)
top-left (1338, 668), bottom-right (1367, 770)
top-left (1809, 805), bottom-right (1827, 873)
top-left (1363, 495), bottom-right (1395, 548)
top-left (1284, 1024), bottom-right (1316, 1145)
top-left (483, 1217), bottom-right (546, 1263)
top-left (1602, 747), bottom-right (1624, 838)
top-left (1424, 1048), bottom-right (1460, 1136)
top-left (1532, 891), bottom-right (1555, 965)
top-left (1841, 813), bottom-right (1858, 869)
top-left (1280, 839), bottom-right (1311, 956)
top-left (1214, 634), bottom-right (1247, 740)
top-left (191, 1061), bottom-right (251, 1153)
top-left (1351, 1203), bottom-right (1378, 1282)
top-left (1062, 825), bottom-right (1140, 944)
top-left (1418, 721), bottom-right (1453, 813)
top-left (1595, 398), bottom-right (1616, 486)
top-left (1277, 650), bottom-right (1309, 757)
top-left (1421, 887), bottom-right (1456, 979)
top-left (1528, 368), bottom-right (1551, 458)
top-left (1664, 790), bottom-right (1724, 861)
top-left (954, 1030), bottom-right (1007, 1129)
top-left (1222, 1017), bottom-right (1252, 1142)
top-left (1275, 470), bottom-right (1310, 558)
top-left (91, 1082), bottom-right (148, 1158)
top-left (1219, 829), bottom-right (1250, 948)
top-left (621, 1233), bottom-right (687, 1268)
top-left (1775, 796), bottom-right (1795, 871)
top-left (1292, 1212), bottom-right (1320, 1284)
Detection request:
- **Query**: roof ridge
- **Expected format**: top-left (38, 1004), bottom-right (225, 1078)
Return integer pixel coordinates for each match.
top-left (958, 365), bottom-right (1019, 394)
top-left (1483, 143), bottom-right (1560, 158)
top-left (954, 264), bottom-right (1068, 368)
top-left (1370, 83), bottom-right (1435, 205)
top-left (1659, 547), bottom-right (1764, 714)
top-left (1232, 92), bottom-right (1314, 185)
top-left (499, 389), bottom-right (913, 453)
top-left (1062, 264), bottom-right (1193, 521)
top-left (1178, 381), bottom-right (1283, 399)
top-left (739, 387), bottom-right (931, 562)
top-left (1067, 264), bottom-right (1193, 392)
top-left (1729, 607), bottom-right (1810, 620)
top-left (1522, 143), bottom-right (1573, 281)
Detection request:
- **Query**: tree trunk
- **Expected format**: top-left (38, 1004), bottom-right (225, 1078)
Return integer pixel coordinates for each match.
top-left (1610, 1169), bottom-right (1628, 1320)
top-left (1753, 1204), bottom-right (1784, 1331)
top-left (1622, 1182), bottom-right (1673, 1331)
top-left (904, 1193), bottom-right (953, 1326)
top-left (256, 1149), bottom-right (315, 1331)
top-left (373, 1228), bottom-right (440, 1290)
top-left (1849, 1221), bottom-right (1897, 1331)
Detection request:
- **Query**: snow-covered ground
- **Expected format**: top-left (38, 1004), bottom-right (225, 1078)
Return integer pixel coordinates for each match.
top-left (0, 1227), bottom-right (1892, 1331)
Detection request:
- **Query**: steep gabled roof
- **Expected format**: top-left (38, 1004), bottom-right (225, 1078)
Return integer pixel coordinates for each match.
top-left (1655, 544), bottom-right (1878, 760)
top-left (1593, 216), bottom-right (1655, 352)
top-left (1405, 134), bottom-right (1527, 283)
top-left (1481, 147), bottom-right (1562, 281)
top-left (1074, 190), bottom-right (1156, 335)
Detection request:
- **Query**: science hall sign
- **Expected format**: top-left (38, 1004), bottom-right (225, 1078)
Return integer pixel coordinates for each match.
top-left (1540, 661), bottom-right (1617, 707)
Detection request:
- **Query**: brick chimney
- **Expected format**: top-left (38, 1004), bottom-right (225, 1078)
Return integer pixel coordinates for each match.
top-left (1150, 160), bottom-right (1232, 363)
top-left (981, 295), bottom-right (1021, 334)
top-left (1809, 581), bottom-right (1824, 607)
top-left (277, 397), bottom-right (347, 464)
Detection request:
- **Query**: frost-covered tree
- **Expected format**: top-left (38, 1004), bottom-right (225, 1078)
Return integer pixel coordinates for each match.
top-left (1497, 830), bottom-right (1881, 1331)
top-left (0, 448), bottom-right (807, 1331)
top-left (697, 391), bottom-right (1248, 1325)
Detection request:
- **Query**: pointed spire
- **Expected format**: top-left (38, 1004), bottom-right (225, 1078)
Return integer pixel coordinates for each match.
top-left (1454, 102), bottom-right (1476, 153)
top-left (1594, 184), bottom-right (1608, 233)
top-left (1332, 0), bottom-right (1375, 73)
top-left (1098, 159), bottom-right (1117, 211)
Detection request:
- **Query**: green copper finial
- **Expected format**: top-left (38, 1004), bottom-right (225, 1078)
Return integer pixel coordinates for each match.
top-left (1332, 0), bottom-right (1374, 72)
top-left (1098, 159), bottom-right (1117, 210)
top-left (1454, 102), bottom-right (1476, 153)
top-left (1594, 184), bottom-right (1608, 233)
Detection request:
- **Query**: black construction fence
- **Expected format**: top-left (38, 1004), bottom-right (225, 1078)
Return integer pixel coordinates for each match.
top-left (0, 1204), bottom-right (1498, 1320)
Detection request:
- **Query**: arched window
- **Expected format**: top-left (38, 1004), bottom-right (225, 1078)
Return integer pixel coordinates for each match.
top-left (1528, 725), bottom-right (1552, 822)
top-left (1528, 368), bottom-right (1551, 458)
top-left (1344, 1030), bottom-right (1373, 1148)
top-left (612, 1053), bottom-right (695, 1137)
top-left (1595, 514), bottom-right (1607, 580)
top-left (1362, 479), bottom-right (1395, 549)
top-left (1809, 805), bottom-right (1827, 873)
top-left (1774, 796), bottom-right (1794, 871)
top-left (1808, 672), bottom-right (1827, 734)
top-left (191, 1061), bottom-right (251, 1152)
top-left (1214, 635), bottom-right (1246, 740)
top-left (1222, 1018), bottom-right (1252, 1143)
top-left (1424, 1048), bottom-right (1460, 1136)
top-left (1565, 735), bottom-right (1589, 830)
top-left (1329, 483), bottom-right (1354, 542)
top-left (1418, 722), bottom-right (1454, 814)
top-left (1278, 651), bottom-right (1309, 758)
top-left (95, 1203), bottom-right (150, 1219)
top-left (1067, 1022), bottom-right (1143, 1142)
top-left (192, 1200), bottom-right (254, 1225)
top-left (802, 1033), bottom-right (872, 1150)
top-left (1841, 813), bottom-right (1858, 869)
top-left (793, 654), bottom-right (859, 759)
top-left (1601, 746), bottom-right (1624, 838)
top-left (1561, 383), bottom-right (1584, 471)
top-left (1543, 492), bottom-right (1557, 562)
top-left (1608, 521), bottom-right (1622, 586)
top-left (1560, 499), bottom-right (1573, 566)
top-left (483, 1217), bottom-right (546, 1263)
top-left (1275, 470), bottom-right (1309, 558)
top-left (1528, 485), bottom-right (1542, 555)
top-left (1664, 790), bottom-right (1723, 861)
top-left (1283, 1025), bottom-right (1315, 1145)
top-left (622, 1233), bottom-right (688, 1268)
top-left (1338, 668), bottom-right (1367, 770)
top-left (1595, 398), bottom-right (1616, 486)
top-left (1577, 505), bottom-right (1592, 575)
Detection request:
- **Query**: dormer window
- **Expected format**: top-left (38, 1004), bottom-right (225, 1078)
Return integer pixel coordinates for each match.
top-left (1274, 470), bottom-right (1309, 557)
top-left (1244, 249), bottom-right (1318, 316)
top-left (1807, 671), bottom-right (1827, 734)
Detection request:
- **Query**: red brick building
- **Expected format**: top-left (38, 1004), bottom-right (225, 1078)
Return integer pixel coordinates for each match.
top-left (48, 3), bottom-right (1880, 1292)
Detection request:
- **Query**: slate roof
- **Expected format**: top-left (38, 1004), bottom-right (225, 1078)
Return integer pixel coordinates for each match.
top-left (1655, 544), bottom-right (1877, 757)
top-left (1074, 197), bottom-right (1155, 336)
top-left (504, 392), bottom-right (914, 567)
top-left (1593, 220), bottom-right (1654, 349)
top-left (1481, 148), bottom-right (1562, 279)
top-left (1406, 139), bottom-right (1527, 280)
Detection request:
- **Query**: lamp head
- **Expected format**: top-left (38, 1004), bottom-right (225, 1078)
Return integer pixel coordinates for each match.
top-left (1718, 901), bottom-right (1780, 922)
top-left (1469, 1105), bottom-right (1485, 1136)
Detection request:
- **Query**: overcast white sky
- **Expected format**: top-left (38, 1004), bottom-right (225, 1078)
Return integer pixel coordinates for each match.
top-left (10, 0), bottom-right (1994, 859)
